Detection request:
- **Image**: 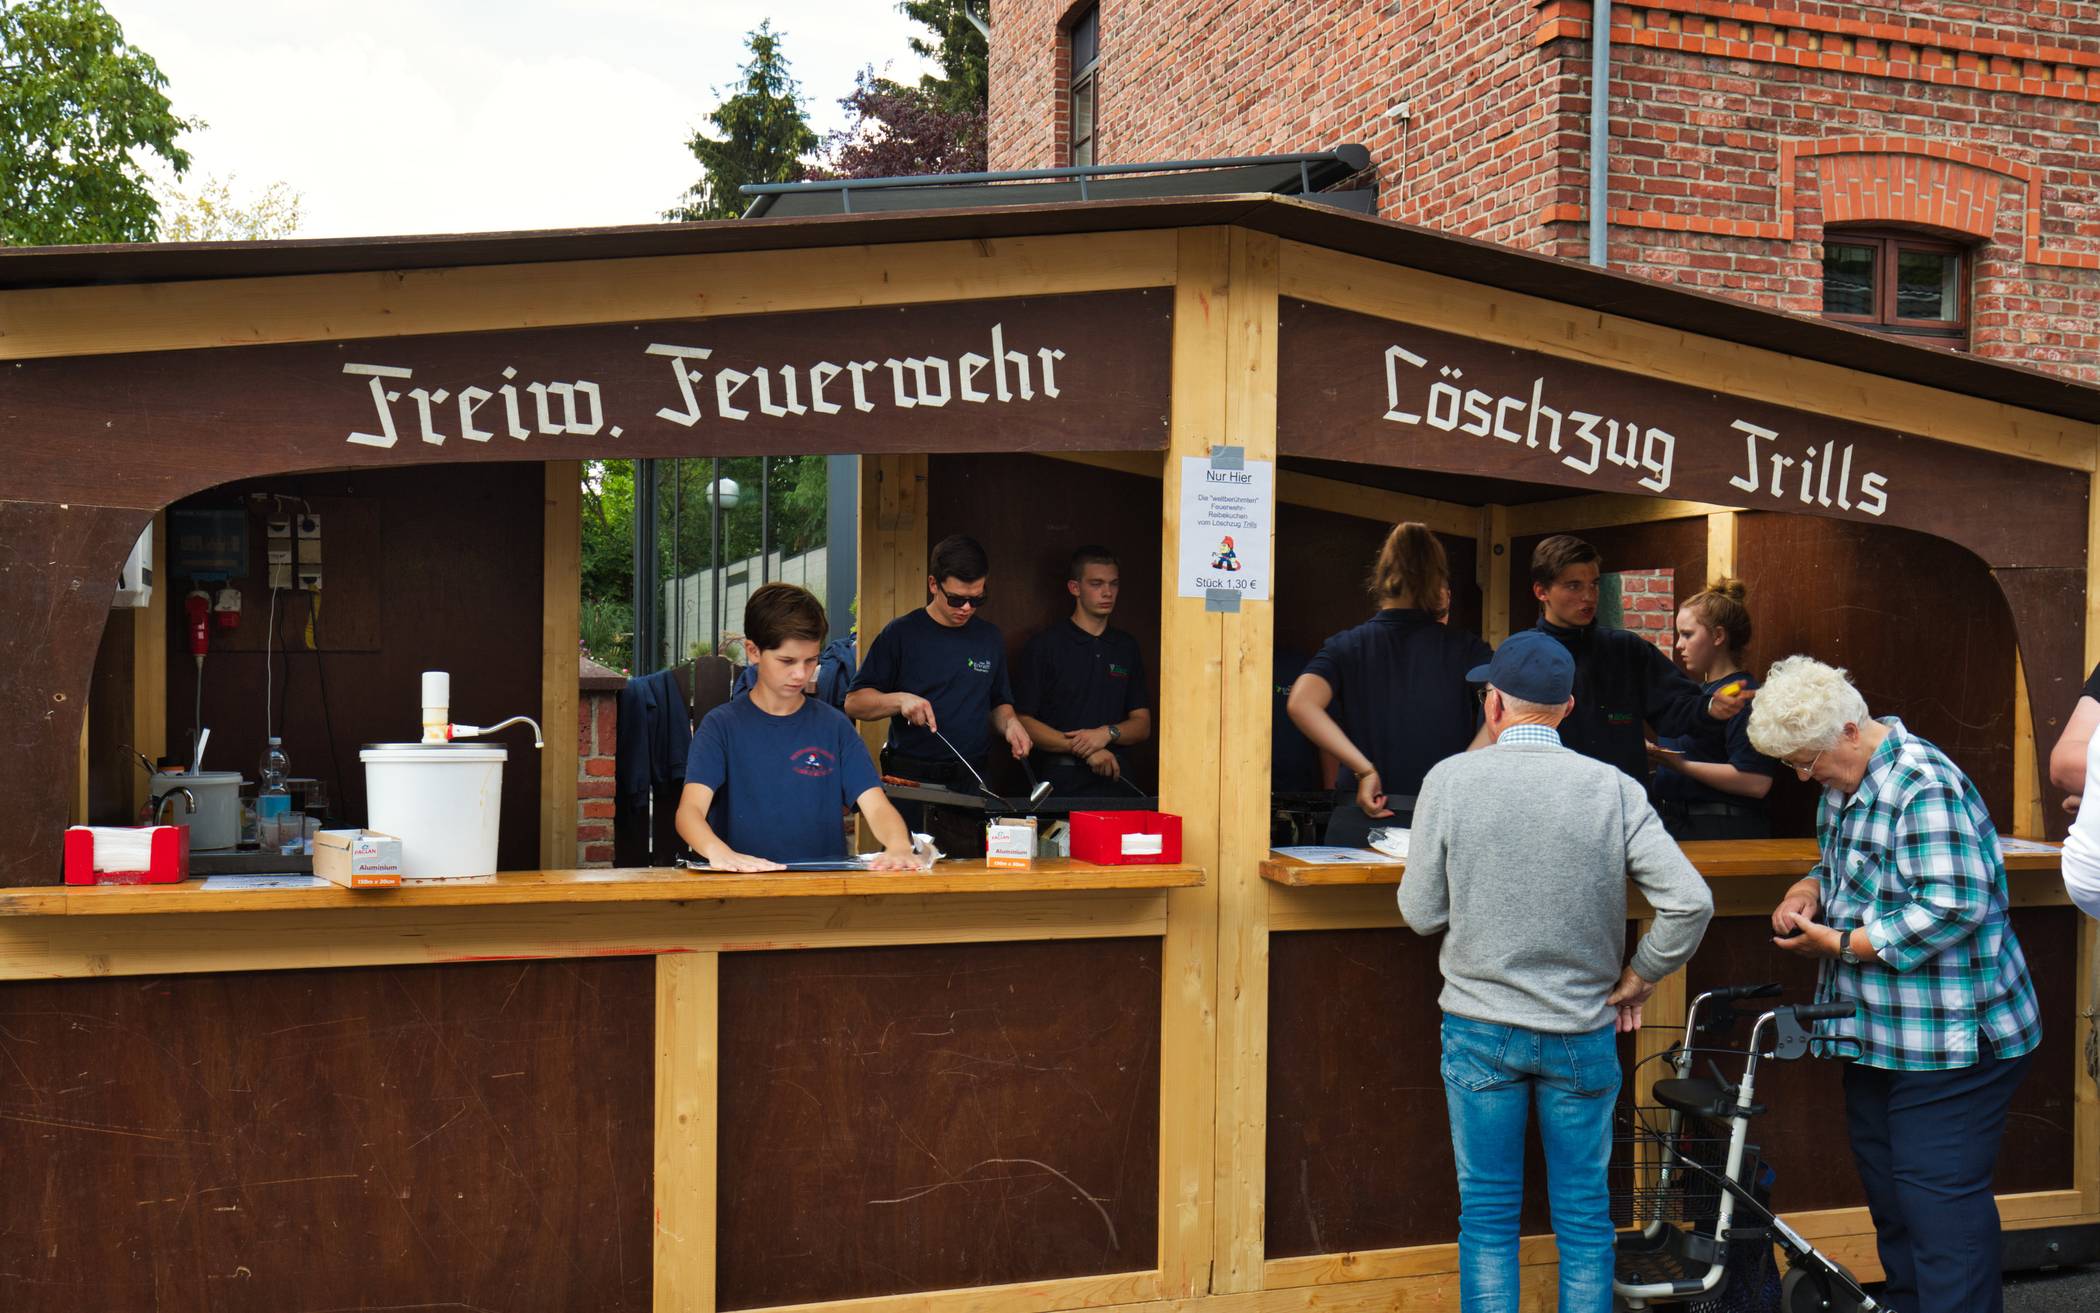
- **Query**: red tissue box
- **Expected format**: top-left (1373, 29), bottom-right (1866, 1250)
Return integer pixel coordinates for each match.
top-left (1070, 811), bottom-right (1182, 865)
top-left (64, 826), bottom-right (189, 885)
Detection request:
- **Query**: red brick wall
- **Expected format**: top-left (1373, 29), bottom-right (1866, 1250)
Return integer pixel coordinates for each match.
top-left (577, 689), bottom-right (616, 866)
top-left (987, 0), bottom-right (2100, 378)
top-left (1615, 568), bottom-right (1677, 654)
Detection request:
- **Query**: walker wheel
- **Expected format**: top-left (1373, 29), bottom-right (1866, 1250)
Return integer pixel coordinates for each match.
top-left (1782, 1261), bottom-right (1867, 1312)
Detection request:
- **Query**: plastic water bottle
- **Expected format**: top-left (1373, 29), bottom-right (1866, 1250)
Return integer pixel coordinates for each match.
top-left (257, 737), bottom-right (292, 851)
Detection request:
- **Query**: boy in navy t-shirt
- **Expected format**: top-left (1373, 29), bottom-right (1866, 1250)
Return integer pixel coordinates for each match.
top-left (676, 584), bottom-right (918, 871)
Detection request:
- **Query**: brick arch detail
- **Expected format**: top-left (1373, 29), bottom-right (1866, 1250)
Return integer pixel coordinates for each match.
top-left (1779, 137), bottom-right (2099, 269)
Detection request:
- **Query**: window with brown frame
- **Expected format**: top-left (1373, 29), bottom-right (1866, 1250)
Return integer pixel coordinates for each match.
top-left (1820, 228), bottom-right (1969, 345)
top-left (1068, 4), bottom-right (1099, 167)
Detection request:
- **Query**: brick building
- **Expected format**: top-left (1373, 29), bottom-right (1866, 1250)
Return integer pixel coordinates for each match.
top-left (987, 1), bottom-right (2100, 380)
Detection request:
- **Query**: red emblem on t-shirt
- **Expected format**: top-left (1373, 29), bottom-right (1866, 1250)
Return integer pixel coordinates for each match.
top-left (789, 746), bottom-right (836, 778)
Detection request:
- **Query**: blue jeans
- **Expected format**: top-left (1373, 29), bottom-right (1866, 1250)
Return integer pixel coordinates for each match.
top-left (1441, 1012), bottom-right (1620, 1313)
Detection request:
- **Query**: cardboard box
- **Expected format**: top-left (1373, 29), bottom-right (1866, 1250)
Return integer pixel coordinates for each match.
top-left (985, 816), bottom-right (1037, 869)
top-left (313, 829), bottom-right (404, 889)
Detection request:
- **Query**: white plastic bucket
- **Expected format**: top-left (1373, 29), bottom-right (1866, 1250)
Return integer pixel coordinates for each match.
top-left (359, 744), bottom-right (507, 879)
top-left (150, 770), bottom-right (244, 850)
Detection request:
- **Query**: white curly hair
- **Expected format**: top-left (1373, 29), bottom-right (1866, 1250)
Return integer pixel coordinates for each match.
top-left (1747, 655), bottom-right (1870, 760)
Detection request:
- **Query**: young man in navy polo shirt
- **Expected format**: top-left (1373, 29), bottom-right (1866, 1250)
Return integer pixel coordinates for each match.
top-left (845, 534), bottom-right (1033, 798)
top-left (1528, 535), bottom-right (1752, 784)
top-left (1016, 546), bottom-right (1154, 797)
top-left (676, 583), bottom-right (917, 871)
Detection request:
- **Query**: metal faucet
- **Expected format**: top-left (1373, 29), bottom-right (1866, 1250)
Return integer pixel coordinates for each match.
top-left (449, 715), bottom-right (545, 749)
top-left (152, 787), bottom-right (196, 825)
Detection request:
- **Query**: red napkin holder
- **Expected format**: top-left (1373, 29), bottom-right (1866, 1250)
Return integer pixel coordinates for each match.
top-left (63, 826), bottom-right (189, 885)
top-left (1070, 811), bottom-right (1182, 866)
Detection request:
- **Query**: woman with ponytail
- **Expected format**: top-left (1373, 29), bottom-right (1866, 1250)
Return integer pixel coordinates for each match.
top-left (1648, 578), bottom-right (1776, 839)
top-left (1287, 522), bottom-right (1492, 845)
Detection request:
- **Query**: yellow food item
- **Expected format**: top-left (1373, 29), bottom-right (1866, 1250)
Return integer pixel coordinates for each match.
top-left (1718, 680), bottom-right (1745, 697)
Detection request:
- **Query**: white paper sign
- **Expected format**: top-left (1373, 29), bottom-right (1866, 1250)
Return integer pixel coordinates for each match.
top-left (1178, 457), bottom-right (1274, 600)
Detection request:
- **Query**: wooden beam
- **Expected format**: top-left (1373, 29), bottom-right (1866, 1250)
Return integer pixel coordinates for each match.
top-left (746, 1271), bottom-right (1164, 1313)
top-left (856, 453), bottom-right (929, 774)
top-left (1480, 504), bottom-right (1511, 645)
top-left (1279, 241), bottom-right (2099, 472)
top-left (0, 231), bottom-right (1181, 361)
top-left (1156, 226), bottom-right (1228, 1299)
top-left (1212, 226), bottom-right (1280, 1295)
top-left (1502, 494), bottom-right (1741, 539)
top-left (543, 461), bottom-right (581, 869)
top-left (2014, 650), bottom-right (2044, 838)
top-left (129, 513), bottom-right (167, 818)
top-left (1045, 450), bottom-right (1478, 538)
top-left (1706, 510), bottom-right (1738, 583)
top-left (0, 889), bottom-right (1174, 981)
top-left (2081, 915), bottom-right (2100, 1216)
top-left (72, 714), bottom-right (89, 826)
top-left (654, 951), bottom-right (717, 1313)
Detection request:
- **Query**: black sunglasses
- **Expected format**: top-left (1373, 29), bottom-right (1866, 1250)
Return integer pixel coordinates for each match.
top-left (940, 588), bottom-right (988, 610)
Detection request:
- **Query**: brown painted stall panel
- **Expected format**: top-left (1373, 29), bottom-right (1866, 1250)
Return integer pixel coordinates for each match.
top-left (159, 465), bottom-right (545, 870)
top-left (0, 958), bottom-right (656, 1313)
top-left (0, 501), bottom-right (150, 884)
top-left (1682, 907), bottom-right (2077, 1214)
top-left (716, 938), bottom-right (1162, 1308)
top-left (1266, 927), bottom-right (1622, 1257)
top-left (1, 291), bottom-right (1174, 511)
top-left (1738, 513), bottom-right (2017, 836)
top-left (1276, 299), bottom-right (2088, 573)
top-left (1506, 518), bottom-right (1708, 637)
top-left (929, 453), bottom-right (1165, 793)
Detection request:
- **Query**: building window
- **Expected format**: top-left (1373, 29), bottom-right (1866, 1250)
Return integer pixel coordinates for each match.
top-left (1820, 229), bottom-right (1968, 345)
top-left (1068, 4), bottom-right (1099, 167)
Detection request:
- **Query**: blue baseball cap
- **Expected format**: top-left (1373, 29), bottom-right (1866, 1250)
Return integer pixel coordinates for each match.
top-left (1467, 630), bottom-right (1575, 704)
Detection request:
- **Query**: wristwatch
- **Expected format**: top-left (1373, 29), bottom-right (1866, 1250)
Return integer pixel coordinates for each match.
top-left (1107, 723), bottom-right (1122, 743)
top-left (1835, 930), bottom-right (1861, 965)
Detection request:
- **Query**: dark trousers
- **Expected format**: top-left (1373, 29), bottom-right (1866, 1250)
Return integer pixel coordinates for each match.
top-left (1842, 1040), bottom-right (2033, 1313)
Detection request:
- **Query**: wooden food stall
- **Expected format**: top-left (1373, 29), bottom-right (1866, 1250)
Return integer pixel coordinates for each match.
top-left (1, 196), bottom-right (2094, 1310)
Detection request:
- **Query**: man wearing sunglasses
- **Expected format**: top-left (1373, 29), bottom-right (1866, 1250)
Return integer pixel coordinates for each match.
top-left (847, 535), bottom-right (1033, 839)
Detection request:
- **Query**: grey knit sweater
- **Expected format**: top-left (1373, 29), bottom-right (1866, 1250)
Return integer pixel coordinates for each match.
top-left (1397, 731), bottom-right (1714, 1033)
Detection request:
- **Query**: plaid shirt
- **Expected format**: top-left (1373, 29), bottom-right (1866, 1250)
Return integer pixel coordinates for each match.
top-left (1810, 718), bottom-right (2041, 1071)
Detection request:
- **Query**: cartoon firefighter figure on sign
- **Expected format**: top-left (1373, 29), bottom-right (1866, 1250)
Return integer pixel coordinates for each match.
top-left (1211, 535), bottom-right (1242, 572)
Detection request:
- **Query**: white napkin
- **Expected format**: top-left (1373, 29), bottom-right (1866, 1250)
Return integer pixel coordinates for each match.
top-left (69, 825), bottom-right (157, 873)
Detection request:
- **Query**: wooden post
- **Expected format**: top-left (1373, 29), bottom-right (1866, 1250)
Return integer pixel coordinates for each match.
top-left (1195, 227), bottom-right (1280, 1295)
top-left (853, 455), bottom-right (929, 761)
top-left (654, 951), bottom-right (718, 1313)
top-left (1480, 504), bottom-right (1511, 645)
top-left (1706, 510), bottom-right (1737, 583)
top-left (129, 513), bottom-right (168, 819)
top-left (2079, 465), bottom-right (2100, 1214)
top-left (1157, 228), bottom-right (1230, 1297)
top-left (543, 462), bottom-right (581, 869)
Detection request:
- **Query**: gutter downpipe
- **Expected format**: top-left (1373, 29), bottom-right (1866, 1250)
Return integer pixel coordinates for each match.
top-left (1589, 0), bottom-right (1612, 268)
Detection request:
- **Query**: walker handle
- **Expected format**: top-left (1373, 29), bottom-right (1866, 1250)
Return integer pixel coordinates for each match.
top-left (1703, 982), bottom-right (1783, 1003)
top-left (1791, 1002), bottom-right (1856, 1022)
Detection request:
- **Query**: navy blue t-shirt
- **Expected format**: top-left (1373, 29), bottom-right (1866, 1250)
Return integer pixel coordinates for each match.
top-left (850, 609), bottom-right (1015, 763)
top-left (1652, 671), bottom-right (1776, 806)
top-left (1302, 608), bottom-right (1492, 803)
top-left (1014, 621), bottom-right (1151, 734)
top-left (683, 695), bottom-right (882, 862)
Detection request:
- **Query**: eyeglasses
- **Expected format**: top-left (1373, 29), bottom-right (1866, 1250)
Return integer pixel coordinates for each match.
top-left (1787, 748), bottom-right (1826, 779)
top-left (939, 588), bottom-right (988, 611)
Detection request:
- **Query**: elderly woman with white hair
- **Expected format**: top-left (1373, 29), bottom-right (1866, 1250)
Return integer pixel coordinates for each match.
top-left (1747, 656), bottom-right (2040, 1313)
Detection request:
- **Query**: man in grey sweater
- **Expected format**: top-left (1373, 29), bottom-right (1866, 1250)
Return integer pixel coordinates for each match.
top-left (1400, 630), bottom-right (1713, 1313)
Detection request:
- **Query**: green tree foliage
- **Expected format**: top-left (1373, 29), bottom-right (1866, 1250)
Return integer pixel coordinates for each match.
top-left (579, 456), bottom-right (833, 671)
top-left (153, 173), bottom-right (303, 242)
top-left (899, 0), bottom-right (989, 113)
top-left (0, 0), bottom-right (197, 245)
top-left (666, 21), bottom-right (816, 221)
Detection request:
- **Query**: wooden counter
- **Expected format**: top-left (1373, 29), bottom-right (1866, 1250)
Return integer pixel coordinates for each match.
top-left (1260, 838), bottom-right (2065, 886)
top-left (0, 858), bottom-right (1203, 917)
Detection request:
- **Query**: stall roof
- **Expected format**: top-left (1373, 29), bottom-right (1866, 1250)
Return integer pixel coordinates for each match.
top-left (6, 193), bottom-right (2100, 424)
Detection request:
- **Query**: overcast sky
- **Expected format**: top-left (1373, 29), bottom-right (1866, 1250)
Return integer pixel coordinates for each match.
top-left (112, 0), bottom-right (939, 238)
